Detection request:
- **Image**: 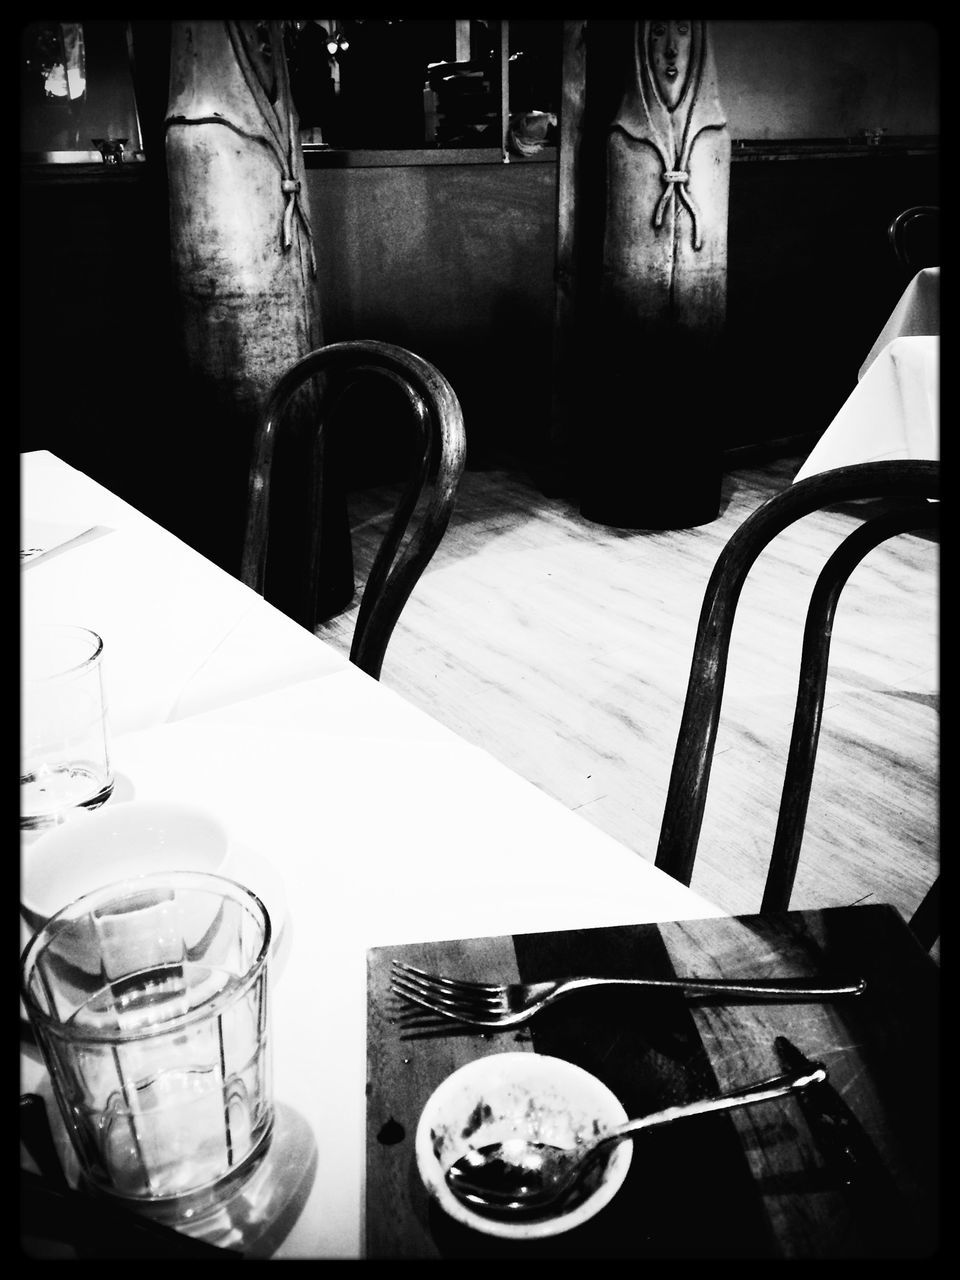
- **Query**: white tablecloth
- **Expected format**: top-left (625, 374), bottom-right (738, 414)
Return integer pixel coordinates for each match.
top-left (20, 451), bottom-right (724, 1259)
top-left (859, 266), bottom-right (939, 380)
top-left (794, 335), bottom-right (938, 483)
top-left (108, 711), bottom-right (724, 1258)
top-left (21, 451), bottom-right (346, 735)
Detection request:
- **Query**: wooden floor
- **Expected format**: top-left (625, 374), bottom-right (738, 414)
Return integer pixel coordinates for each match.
top-left (317, 450), bottom-right (938, 936)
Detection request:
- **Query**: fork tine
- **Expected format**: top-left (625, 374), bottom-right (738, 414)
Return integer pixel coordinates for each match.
top-left (390, 967), bottom-right (503, 1006)
top-left (390, 970), bottom-right (501, 1015)
top-left (389, 981), bottom-right (499, 1024)
top-left (390, 960), bottom-right (501, 996)
top-left (389, 985), bottom-right (470, 1020)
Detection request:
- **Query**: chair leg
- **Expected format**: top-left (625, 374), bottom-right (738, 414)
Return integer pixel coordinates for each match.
top-left (763, 502), bottom-right (940, 915)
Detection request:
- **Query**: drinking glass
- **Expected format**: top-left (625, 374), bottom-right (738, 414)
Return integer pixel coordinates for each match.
top-left (21, 623), bottom-right (114, 829)
top-left (20, 871), bottom-right (274, 1223)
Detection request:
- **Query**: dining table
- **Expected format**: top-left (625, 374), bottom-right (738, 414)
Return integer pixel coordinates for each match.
top-left (793, 268), bottom-right (939, 484)
top-left (21, 449), bottom-right (943, 1258)
top-left (21, 450), bottom-right (347, 736)
top-left (859, 266), bottom-right (939, 380)
top-left (21, 449), bottom-right (729, 1259)
top-left (20, 450), bottom-right (941, 1258)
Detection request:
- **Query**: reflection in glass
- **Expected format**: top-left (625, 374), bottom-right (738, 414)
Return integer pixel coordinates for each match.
top-left (21, 22), bottom-right (88, 150)
top-left (22, 21), bottom-right (142, 159)
top-left (286, 18), bottom-right (561, 154)
top-left (24, 22), bottom-right (87, 103)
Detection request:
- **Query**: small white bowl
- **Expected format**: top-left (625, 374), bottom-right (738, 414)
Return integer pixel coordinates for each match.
top-left (415, 1052), bottom-right (632, 1240)
top-left (21, 800), bottom-right (230, 934)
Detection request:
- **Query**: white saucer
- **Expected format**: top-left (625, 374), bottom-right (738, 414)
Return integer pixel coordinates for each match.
top-left (20, 839), bottom-right (287, 967)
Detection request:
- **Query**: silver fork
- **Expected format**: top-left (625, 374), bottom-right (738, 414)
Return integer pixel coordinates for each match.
top-left (390, 961), bottom-right (866, 1028)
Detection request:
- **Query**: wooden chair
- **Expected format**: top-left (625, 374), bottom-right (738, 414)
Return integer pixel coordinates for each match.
top-left (242, 340), bottom-right (467, 680)
top-left (654, 460), bottom-right (939, 948)
top-left (887, 205), bottom-right (939, 273)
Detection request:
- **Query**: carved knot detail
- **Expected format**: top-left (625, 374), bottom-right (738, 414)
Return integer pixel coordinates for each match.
top-left (280, 177), bottom-right (311, 269)
top-left (654, 167), bottom-right (702, 251)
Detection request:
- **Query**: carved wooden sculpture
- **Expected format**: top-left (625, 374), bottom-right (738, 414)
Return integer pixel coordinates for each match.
top-left (166, 20), bottom-right (351, 616)
top-left (603, 18), bottom-right (729, 326)
top-left (166, 20), bottom-right (320, 415)
top-left (581, 20), bottom-right (730, 529)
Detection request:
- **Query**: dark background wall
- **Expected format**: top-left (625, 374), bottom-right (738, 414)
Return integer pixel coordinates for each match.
top-left (20, 20), bottom-right (939, 570)
top-left (710, 19), bottom-right (938, 140)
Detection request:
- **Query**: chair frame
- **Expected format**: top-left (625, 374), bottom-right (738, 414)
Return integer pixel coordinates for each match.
top-left (887, 205), bottom-right (939, 271)
top-left (654, 460), bottom-right (939, 946)
top-left (242, 340), bottom-right (466, 679)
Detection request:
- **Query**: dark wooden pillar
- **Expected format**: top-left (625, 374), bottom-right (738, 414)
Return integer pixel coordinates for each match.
top-left (165, 20), bottom-right (352, 619)
top-left (548, 20), bottom-right (588, 494)
top-left (555, 19), bottom-right (730, 528)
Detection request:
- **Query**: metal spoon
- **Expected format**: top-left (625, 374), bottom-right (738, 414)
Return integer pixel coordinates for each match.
top-left (446, 1059), bottom-right (827, 1217)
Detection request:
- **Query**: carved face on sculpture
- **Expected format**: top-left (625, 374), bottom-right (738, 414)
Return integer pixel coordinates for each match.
top-left (647, 20), bottom-right (692, 111)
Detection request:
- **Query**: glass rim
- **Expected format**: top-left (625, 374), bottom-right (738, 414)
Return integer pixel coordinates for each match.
top-left (19, 869), bottom-right (272, 1043)
top-left (22, 623), bottom-right (105, 681)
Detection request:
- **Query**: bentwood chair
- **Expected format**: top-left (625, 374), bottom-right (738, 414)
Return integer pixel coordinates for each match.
top-left (654, 460), bottom-right (940, 949)
top-left (887, 205), bottom-right (939, 273)
top-left (242, 340), bottom-right (467, 680)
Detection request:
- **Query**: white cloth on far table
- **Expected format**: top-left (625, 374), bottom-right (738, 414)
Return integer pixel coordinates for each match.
top-left (794, 335), bottom-right (938, 483)
top-left (859, 266), bottom-right (939, 379)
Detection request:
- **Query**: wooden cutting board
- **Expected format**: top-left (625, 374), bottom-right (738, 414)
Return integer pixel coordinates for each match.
top-left (365, 905), bottom-right (938, 1259)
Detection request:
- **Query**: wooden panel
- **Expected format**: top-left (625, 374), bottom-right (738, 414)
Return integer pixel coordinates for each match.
top-left (366, 905), bottom-right (938, 1258)
top-left (306, 161), bottom-right (557, 464)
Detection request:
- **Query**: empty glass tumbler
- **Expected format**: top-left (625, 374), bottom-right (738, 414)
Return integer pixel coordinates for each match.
top-left (20, 872), bottom-right (274, 1222)
top-left (21, 623), bottom-right (114, 828)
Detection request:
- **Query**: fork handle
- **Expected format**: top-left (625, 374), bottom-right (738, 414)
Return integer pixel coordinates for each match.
top-left (558, 975), bottom-right (866, 999)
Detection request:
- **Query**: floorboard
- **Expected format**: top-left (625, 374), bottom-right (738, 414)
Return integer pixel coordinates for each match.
top-left (316, 452), bottom-right (938, 935)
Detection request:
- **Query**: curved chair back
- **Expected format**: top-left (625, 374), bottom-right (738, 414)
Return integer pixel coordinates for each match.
top-left (654, 460), bottom-right (939, 948)
top-left (887, 205), bottom-right (940, 272)
top-left (242, 340), bottom-right (467, 679)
